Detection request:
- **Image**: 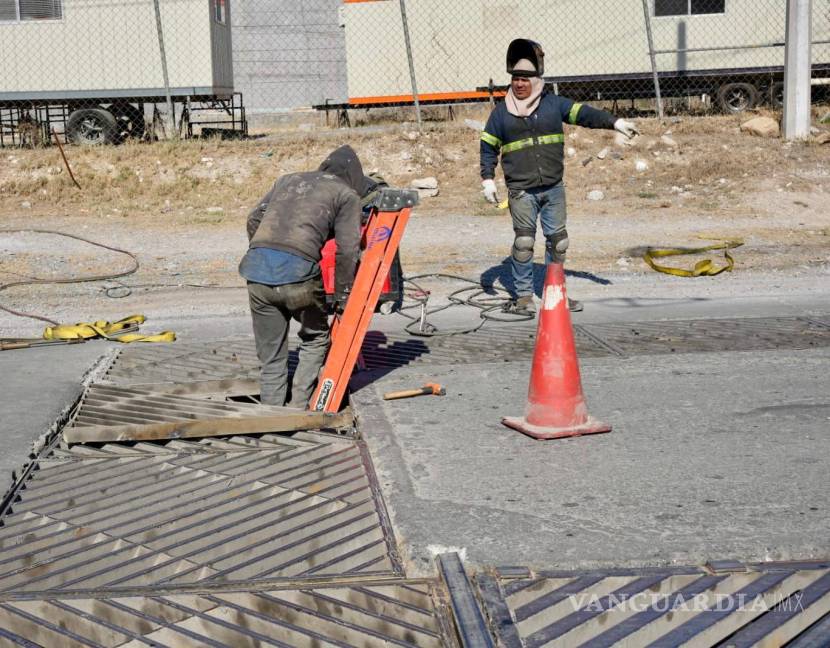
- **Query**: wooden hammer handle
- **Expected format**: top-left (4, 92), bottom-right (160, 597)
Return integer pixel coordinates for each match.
top-left (383, 387), bottom-right (433, 400)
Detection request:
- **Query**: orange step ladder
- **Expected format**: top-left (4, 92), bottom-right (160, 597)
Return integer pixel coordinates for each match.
top-left (311, 189), bottom-right (419, 413)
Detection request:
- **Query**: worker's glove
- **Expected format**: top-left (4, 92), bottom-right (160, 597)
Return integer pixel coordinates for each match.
top-left (614, 119), bottom-right (640, 139)
top-left (482, 179), bottom-right (499, 204)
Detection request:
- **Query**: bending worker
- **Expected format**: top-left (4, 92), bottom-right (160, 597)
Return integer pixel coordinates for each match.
top-left (480, 38), bottom-right (639, 314)
top-left (239, 144), bottom-right (367, 408)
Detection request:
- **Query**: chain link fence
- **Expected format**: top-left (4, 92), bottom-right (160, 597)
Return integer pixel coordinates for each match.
top-left (1, 0), bottom-right (828, 146)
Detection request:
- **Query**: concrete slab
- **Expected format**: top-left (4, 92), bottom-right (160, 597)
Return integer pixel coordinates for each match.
top-left (352, 348), bottom-right (830, 576)
top-left (0, 342), bottom-right (115, 497)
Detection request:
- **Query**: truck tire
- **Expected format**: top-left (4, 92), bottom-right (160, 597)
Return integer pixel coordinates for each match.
top-left (65, 108), bottom-right (119, 145)
top-left (112, 103), bottom-right (146, 141)
top-left (717, 82), bottom-right (759, 114)
top-left (770, 81), bottom-right (785, 109)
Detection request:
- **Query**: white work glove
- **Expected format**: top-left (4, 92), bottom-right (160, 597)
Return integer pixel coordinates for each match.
top-left (614, 118), bottom-right (640, 139)
top-left (482, 178), bottom-right (499, 204)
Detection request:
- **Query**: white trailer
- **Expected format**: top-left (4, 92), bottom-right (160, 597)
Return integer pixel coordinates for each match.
top-left (0, 0), bottom-right (244, 145)
top-left (340, 0), bottom-right (830, 113)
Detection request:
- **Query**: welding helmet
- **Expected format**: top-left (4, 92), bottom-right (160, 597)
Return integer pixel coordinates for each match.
top-left (506, 38), bottom-right (545, 77)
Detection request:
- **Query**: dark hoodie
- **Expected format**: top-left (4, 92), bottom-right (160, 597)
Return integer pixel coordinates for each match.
top-left (247, 145), bottom-right (364, 297)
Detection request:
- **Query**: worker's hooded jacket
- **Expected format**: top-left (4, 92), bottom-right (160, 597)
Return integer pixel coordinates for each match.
top-left (247, 145), bottom-right (365, 298)
top-left (480, 91), bottom-right (616, 190)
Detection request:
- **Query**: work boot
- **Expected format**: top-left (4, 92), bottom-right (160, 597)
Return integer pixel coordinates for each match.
top-left (568, 297), bottom-right (583, 312)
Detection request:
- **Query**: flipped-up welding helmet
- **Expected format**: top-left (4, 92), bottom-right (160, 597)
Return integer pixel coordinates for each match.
top-left (506, 38), bottom-right (545, 77)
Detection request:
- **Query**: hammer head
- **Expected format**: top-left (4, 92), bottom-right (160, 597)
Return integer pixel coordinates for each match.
top-left (425, 383), bottom-right (446, 396)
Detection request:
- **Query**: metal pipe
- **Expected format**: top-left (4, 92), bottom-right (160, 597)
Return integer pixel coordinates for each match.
top-left (152, 0), bottom-right (177, 139)
top-left (641, 0), bottom-right (664, 118)
top-left (398, 0), bottom-right (422, 132)
top-left (783, 0), bottom-right (813, 140)
top-left (654, 39), bottom-right (829, 55)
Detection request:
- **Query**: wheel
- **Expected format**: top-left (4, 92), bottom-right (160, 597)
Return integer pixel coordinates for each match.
top-left (769, 81), bottom-right (784, 109)
top-left (111, 103), bottom-right (146, 141)
top-left (716, 82), bottom-right (759, 114)
top-left (65, 108), bottom-right (119, 145)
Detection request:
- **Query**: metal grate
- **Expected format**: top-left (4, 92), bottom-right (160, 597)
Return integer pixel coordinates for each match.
top-left (477, 563), bottom-right (830, 647)
top-left (0, 581), bottom-right (454, 647)
top-left (0, 433), bottom-right (402, 593)
top-left (581, 316), bottom-right (830, 356)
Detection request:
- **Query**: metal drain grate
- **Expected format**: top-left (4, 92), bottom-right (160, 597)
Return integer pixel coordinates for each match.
top-left (0, 581), bottom-right (454, 647)
top-left (582, 316), bottom-right (830, 356)
top-left (477, 563), bottom-right (830, 647)
top-left (0, 433), bottom-right (402, 593)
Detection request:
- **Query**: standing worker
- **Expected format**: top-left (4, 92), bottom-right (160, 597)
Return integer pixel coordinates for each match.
top-left (480, 39), bottom-right (639, 314)
top-left (240, 144), bottom-right (367, 408)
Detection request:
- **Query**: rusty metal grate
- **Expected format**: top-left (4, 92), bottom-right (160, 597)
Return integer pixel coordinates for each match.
top-left (0, 433), bottom-right (403, 594)
top-left (581, 316), bottom-right (830, 356)
top-left (0, 580), bottom-right (454, 647)
top-left (477, 562), bottom-right (830, 647)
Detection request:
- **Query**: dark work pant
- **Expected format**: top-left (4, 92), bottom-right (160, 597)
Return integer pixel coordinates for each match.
top-left (247, 277), bottom-right (330, 407)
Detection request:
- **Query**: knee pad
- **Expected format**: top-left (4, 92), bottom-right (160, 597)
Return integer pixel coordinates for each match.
top-left (545, 229), bottom-right (569, 262)
top-left (512, 234), bottom-right (535, 263)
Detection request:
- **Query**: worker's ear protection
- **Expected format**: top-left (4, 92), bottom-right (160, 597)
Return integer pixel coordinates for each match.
top-left (506, 38), bottom-right (545, 77)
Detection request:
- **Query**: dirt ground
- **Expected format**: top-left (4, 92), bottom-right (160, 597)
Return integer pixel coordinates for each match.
top-left (1, 106), bottom-right (829, 337)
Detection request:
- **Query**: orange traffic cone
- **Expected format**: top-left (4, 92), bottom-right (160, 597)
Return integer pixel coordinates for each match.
top-left (502, 263), bottom-right (612, 440)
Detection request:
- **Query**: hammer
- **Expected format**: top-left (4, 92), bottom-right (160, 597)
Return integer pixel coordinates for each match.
top-left (383, 383), bottom-right (446, 401)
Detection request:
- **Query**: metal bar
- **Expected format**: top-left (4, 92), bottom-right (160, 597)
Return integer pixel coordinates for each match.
top-left (476, 573), bottom-right (524, 648)
top-left (152, 0), bottom-right (177, 138)
top-left (438, 552), bottom-right (495, 648)
top-left (398, 0), bottom-right (422, 131)
top-left (641, 0), bottom-right (664, 118)
top-left (63, 408), bottom-right (354, 444)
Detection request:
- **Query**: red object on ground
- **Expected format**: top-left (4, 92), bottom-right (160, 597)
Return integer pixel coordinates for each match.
top-left (501, 263), bottom-right (612, 440)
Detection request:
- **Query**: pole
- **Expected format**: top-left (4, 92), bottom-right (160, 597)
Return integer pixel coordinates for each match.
top-left (152, 0), bottom-right (177, 138)
top-left (783, 0), bottom-right (812, 139)
top-left (398, 0), bottom-right (422, 132)
top-left (641, 0), bottom-right (664, 118)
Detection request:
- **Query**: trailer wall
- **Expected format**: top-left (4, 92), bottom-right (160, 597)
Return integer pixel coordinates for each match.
top-left (343, 0), bottom-right (830, 102)
top-left (0, 0), bottom-right (232, 100)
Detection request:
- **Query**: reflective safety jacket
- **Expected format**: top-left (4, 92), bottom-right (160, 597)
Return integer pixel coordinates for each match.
top-left (480, 91), bottom-right (616, 190)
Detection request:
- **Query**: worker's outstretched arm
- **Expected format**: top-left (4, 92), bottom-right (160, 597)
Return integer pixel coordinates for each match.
top-left (332, 192), bottom-right (362, 306)
top-left (559, 97), bottom-right (617, 130)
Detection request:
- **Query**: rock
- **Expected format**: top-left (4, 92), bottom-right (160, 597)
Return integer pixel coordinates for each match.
top-left (597, 147), bottom-right (609, 160)
top-left (411, 176), bottom-right (438, 190)
top-left (464, 119), bottom-right (484, 131)
top-left (206, 206), bottom-right (224, 213)
top-left (587, 190), bottom-right (605, 201)
top-left (810, 126), bottom-right (820, 135)
top-left (200, 157), bottom-right (213, 163)
top-left (400, 151), bottom-right (412, 160)
top-left (566, 147), bottom-right (576, 158)
top-left (661, 134), bottom-right (679, 148)
top-left (20, 201), bottom-right (31, 209)
top-left (406, 131), bottom-right (418, 140)
top-left (581, 157), bottom-right (593, 167)
top-left (814, 132), bottom-right (830, 145)
top-left (635, 159), bottom-right (649, 172)
top-left (670, 186), bottom-right (683, 193)
top-left (740, 116), bottom-right (780, 138)
top-left (416, 188), bottom-right (439, 199)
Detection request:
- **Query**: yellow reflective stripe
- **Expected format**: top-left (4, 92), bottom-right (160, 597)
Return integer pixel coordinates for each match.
top-left (501, 134), bottom-right (564, 154)
top-left (480, 131), bottom-right (502, 147)
top-left (537, 134), bottom-right (565, 145)
top-left (568, 102), bottom-right (583, 125)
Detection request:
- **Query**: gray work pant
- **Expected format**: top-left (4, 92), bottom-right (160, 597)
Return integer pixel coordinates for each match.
top-left (247, 277), bottom-right (330, 408)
